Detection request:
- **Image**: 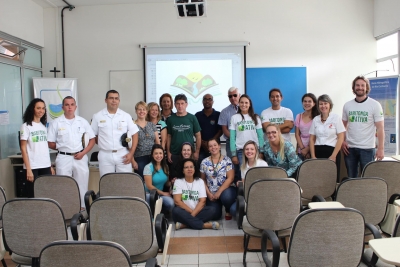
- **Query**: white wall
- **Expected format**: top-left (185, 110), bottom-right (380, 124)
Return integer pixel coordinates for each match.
top-left (0, 0), bottom-right (44, 46)
top-left (42, 0), bottom-right (376, 122)
top-left (374, 0), bottom-right (400, 37)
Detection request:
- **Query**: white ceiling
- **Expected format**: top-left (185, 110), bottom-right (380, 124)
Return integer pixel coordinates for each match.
top-left (32, 0), bottom-right (216, 8)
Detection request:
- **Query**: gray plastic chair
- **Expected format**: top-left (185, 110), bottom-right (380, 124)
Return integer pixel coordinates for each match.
top-left (83, 196), bottom-right (167, 265)
top-left (336, 177), bottom-right (387, 233)
top-left (34, 175), bottom-right (82, 225)
top-left (262, 208), bottom-right (368, 267)
top-left (296, 159), bottom-right (337, 205)
top-left (362, 160), bottom-right (400, 202)
top-left (238, 178), bottom-right (301, 267)
top-left (39, 240), bottom-right (158, 267)
top-left (1, 198), bottom-right (68, 267)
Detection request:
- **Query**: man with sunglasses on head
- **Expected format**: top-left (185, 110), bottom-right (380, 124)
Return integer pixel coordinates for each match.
top-left (342, 76), bottom-right (384, 177)
top-left (218, 87), bottom-right (241, 182)
top-left (195, 94), bottom-right (222, 164)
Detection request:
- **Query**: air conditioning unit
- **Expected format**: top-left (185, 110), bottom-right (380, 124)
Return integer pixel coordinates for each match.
top-left (174, 0), bottom-right (206, 18)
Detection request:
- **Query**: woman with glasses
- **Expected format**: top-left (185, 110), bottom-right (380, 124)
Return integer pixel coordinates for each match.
top-left (229, 94), bottom-right (264, 168)
top-left (143, 144), bottom-right (174, 214)
top-left (240, 140), bottom-right (268, 181)
top-left (172, 158), bottom-right (219, 230)
top-left (263, 124), bottom-right (302, 178)
top-left (200, 138), bottom-right (236, 220)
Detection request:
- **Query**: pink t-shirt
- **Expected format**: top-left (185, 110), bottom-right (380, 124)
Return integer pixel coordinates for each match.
top-left (294, 113), bottom-right (313, 153)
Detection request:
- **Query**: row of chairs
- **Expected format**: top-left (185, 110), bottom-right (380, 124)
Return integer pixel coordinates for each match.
top-left (0, 171), bottom-right (171, 267)
top-left (235, 159), bottom-right (400, 266)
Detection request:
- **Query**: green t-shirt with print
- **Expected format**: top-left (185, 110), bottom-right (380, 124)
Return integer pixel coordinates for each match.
top-left (167, 113), bottom-right (201, 155)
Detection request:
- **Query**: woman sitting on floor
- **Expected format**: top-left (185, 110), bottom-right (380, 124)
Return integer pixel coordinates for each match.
top-left (200, 138), bottom-right (236, 221)
top-left (172, 158), bottom-right (219, 230)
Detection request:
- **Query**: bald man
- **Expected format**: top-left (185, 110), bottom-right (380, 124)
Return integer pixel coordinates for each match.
top-left (195, 94), bottom-right (222, 163)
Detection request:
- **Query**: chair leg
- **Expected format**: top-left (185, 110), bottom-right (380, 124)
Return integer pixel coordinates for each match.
top-left (280, 237), bottom-right (287, 253)
top-left (243, 234), bottom-right (250, 267)
top-left (1, 259), bottom-right (6, 267)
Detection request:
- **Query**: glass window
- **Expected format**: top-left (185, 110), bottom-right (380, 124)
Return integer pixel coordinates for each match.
top-left (0, 63), bottom-right (22, 159)
top-left (23, 69), bottom-right (42, 109)
top-left (377, 58), bottom-right (399, 77)
top-left (377, 33), bottom-right (398, 59)
top-left (22, 45), bottom-right (41, 68)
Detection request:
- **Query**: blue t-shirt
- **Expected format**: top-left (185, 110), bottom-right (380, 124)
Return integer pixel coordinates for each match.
top-left (195, 109), bottom-right (221, 152)
top-left (143, 162), bottom-right (168, 192)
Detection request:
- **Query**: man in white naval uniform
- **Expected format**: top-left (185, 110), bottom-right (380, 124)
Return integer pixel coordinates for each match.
top-left (48, 96), bottom-right (95, 209)
top-left (91, 90), bottom-right (139, 178)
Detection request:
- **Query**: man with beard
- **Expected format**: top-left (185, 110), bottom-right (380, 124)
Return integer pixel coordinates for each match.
top-left (342, 76), bottom-right (384, 177)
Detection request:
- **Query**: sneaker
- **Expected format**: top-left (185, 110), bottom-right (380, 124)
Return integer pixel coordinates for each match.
top-left (175, 222), bottom-right (182, 230)
top-left (211, 221), bottom-right (220, 230)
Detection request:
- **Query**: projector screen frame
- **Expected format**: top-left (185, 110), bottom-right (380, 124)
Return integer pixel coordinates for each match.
top-left (140, 42), bottom-right (248, 115)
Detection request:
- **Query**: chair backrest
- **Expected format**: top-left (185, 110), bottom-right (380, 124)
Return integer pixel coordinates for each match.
top-left (393, 215), bottom-right (400, 237)
top-left (40, 240), bottom-right (132, 267)
top-left (244, 166), bottom-right (288, 202)
top-left (296, 159), bottom-right (337, 200)
top-left (2, 198), bottom-right (67, 258)
top-left (246, 178), bottom-right (301, 231)
top-left (89, 197), bottom-right (153, 256)
top-left (336, 177), bottom-right (387, 225)
top-left (0, 187), bottom-right (6, 228)
top-left (99, 172), bottom-right (146, 199)
top-left (34, 175), bottom-right (81, 221)
top-left (362, 160), bottom-right (400, 201)
top-left (288, 208), bottom-right (365, 267)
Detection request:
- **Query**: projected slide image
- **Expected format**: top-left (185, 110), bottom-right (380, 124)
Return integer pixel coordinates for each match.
top-left (171, 72), bottom-right (217, 98)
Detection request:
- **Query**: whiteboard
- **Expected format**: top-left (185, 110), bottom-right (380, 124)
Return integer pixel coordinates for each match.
top-left (109, 70), bottom-right (144, 119)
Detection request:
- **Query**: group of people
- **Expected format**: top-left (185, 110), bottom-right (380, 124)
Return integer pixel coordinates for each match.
top-left (20, 75), bottom-right (384, 230)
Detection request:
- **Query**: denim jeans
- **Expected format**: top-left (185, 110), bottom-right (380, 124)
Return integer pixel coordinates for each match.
top-left (172, 206), bottom-right (216, 230)
top-left (134, 155), bottom-right (151, 179)
top-left (344, 147), bottom-right (375, 178)
top-left (145, 193), bottom-right (175, 214)
top-left (206, 186), bottom-right (237, 220)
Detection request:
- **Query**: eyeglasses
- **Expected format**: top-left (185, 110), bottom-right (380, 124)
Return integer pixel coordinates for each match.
top-left (203, 98), bottom-right (213, 101)
top-left (184, 166), bottom-right (195, 169)
top-left (266, 131), bottom-right (277, 135)
top-left (228, 94), bottom-right (238, 98)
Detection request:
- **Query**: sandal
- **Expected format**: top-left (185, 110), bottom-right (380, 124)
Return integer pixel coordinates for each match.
top-left (225, 213), bottom-right (232, 220)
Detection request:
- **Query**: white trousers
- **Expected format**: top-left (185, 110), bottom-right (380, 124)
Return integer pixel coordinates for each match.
top-left (55, 153), bottom-right (89, 207)
top-left (98, 148), bottom-right (133, 178)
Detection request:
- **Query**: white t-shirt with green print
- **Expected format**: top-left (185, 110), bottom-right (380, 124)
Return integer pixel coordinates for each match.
top-left (261, 107), bottom-right (294, 142)
top-left (20, 122), bottom-right (51, 169)
top-left (173, 178), bottom-right (206, 211)
top-left (342, 97), bottom-right (384, 149)
top-left (229, 113), bottom-right (263, 150)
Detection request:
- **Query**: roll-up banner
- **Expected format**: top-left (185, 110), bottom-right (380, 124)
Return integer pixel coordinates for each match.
top-left (369, 76), bottom-right (399, 155)
top-left (33, 78), bottom-right (78, 125)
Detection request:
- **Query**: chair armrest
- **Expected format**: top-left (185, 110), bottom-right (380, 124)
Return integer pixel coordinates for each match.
top-left (70, 212), bottom-right (86, 241)
top-left (149, 189), bottom-right (159, 218)
top-left (261, 229), bottom-right (280, 267)
top-left (145, 258), bottom-right (158, 267)
top-left (154, 213), bottom-right (167, 251)
top-left (236, 195), bottom-right (245, 229)
top-left (84, 190), bottom-right (96, 215)
top-left (362, 223), bottom-right (382, 267)
top-left (237, 181), bottom-right (244, 197)
top-left (388, 193), bottom-right (400, 204)
top-left (311, 195), bottom-right (326, 202)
